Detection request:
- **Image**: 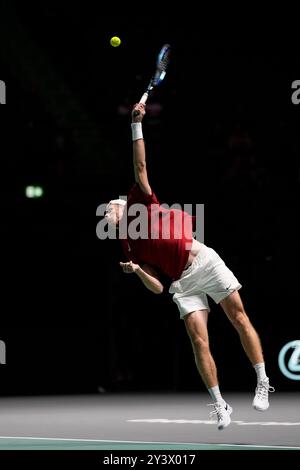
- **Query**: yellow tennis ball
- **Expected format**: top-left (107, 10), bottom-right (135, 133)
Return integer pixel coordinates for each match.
top-left (110, 36), bottom-right (121, 47)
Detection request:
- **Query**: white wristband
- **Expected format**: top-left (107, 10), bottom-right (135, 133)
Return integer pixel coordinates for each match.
top-left (131, 122), bottom-right (143, 141)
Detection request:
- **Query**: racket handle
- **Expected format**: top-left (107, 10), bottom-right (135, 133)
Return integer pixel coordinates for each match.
top-left (139, 93), bottom-right (148, 105)
top-left (133, 93), bottom-right (149, 116)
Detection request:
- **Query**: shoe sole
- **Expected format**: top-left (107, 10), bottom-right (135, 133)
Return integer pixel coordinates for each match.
top-left (253, 404), bottom-right (269, 411)
top-left (218, 406), bottom-right (233, 430)
top-left (218, 422), bottom-right (230, 430)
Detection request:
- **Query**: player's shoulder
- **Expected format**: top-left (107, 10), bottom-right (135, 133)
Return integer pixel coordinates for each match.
top-left (128, 183), bottom-right (159, 204)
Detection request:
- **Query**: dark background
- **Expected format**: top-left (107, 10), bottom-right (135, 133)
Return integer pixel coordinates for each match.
top-left (0, 4), bottom-right (299, 395)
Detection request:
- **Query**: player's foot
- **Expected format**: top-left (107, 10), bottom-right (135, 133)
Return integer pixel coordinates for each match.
top-left (252, 378), bottom-right (275, 411)
top-left (209, 402), bottom-right (233, 430)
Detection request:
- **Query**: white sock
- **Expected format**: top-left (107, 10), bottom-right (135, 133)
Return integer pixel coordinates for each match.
top-left (208, 385), bottom-right (226, 404)
top-left (253, 362), bottom-right (267, 382)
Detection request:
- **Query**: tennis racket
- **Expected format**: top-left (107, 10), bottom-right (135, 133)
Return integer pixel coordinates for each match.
top-left (133, 43), bottom-right (171, 116)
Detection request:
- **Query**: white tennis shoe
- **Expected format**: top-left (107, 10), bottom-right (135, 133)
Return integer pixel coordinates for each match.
top-left (253, 378), bottom-right (275, 411)
top-left (209, 402), bottom-right (233, 430)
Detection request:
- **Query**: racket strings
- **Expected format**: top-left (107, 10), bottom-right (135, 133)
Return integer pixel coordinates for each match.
top-left (158, 54), bottom-right (170, 72)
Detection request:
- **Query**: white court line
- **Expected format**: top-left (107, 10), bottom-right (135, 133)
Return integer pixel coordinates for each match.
top-left (128, 419), bottom-right (300, 426)
top-left (0, 436), bottom-right (299, 450)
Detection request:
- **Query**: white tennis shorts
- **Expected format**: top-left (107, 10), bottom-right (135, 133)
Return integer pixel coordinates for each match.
top-left (169, 243), bottom-right (242, 319)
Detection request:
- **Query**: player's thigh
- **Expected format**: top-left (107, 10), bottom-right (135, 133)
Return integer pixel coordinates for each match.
top-left (220, 290), bottom-right (245, 321)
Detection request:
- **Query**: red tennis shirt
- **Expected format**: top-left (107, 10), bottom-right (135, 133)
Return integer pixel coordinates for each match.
top-left (120, 184), bottom-right (194, 281)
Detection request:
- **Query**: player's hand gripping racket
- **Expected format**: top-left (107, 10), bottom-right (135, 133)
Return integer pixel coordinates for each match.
top-left (133, 43), bottom-right (171, 116)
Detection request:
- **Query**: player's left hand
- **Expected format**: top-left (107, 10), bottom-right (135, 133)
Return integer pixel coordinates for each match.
top-left (119, 261), bottom-right (140, 274)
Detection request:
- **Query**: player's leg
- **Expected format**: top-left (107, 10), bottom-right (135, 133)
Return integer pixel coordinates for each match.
top-left (220, 290), bottom-right (274, 410)
top-left (170, 261), bottom-right (232, 429)
top-left (184, 309), bottom-right (217, 388)
top-left (184, 309), bottom-right (232, 429)
top-left (220, 291), bottom-right (263, 364)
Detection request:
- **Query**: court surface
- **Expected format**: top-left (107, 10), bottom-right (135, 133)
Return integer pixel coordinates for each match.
top-left (0, 392), bottom-right (299, 450)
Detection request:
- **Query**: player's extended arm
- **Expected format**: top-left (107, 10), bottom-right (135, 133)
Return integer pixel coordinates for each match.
top-left (131, 103), bottom-right (152, 196)
top-left (119, 261), bottom-right (163, 294)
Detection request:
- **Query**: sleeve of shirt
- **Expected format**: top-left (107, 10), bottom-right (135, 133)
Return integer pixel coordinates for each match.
top-left (120, 239), bottom-right (142, 265)
top-left (128, 183), bottom-right (159, 207)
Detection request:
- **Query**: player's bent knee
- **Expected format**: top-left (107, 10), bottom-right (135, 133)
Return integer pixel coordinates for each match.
top-left (191, 335), bottom-right (209, 352)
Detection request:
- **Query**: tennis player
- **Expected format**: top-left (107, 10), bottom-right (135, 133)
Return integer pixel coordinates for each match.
top-left (105, 102), bottom-right (274, 430)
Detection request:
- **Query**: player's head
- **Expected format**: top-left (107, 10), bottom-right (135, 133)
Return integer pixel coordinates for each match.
top-left (105, 199), bottom-right (126, 227)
